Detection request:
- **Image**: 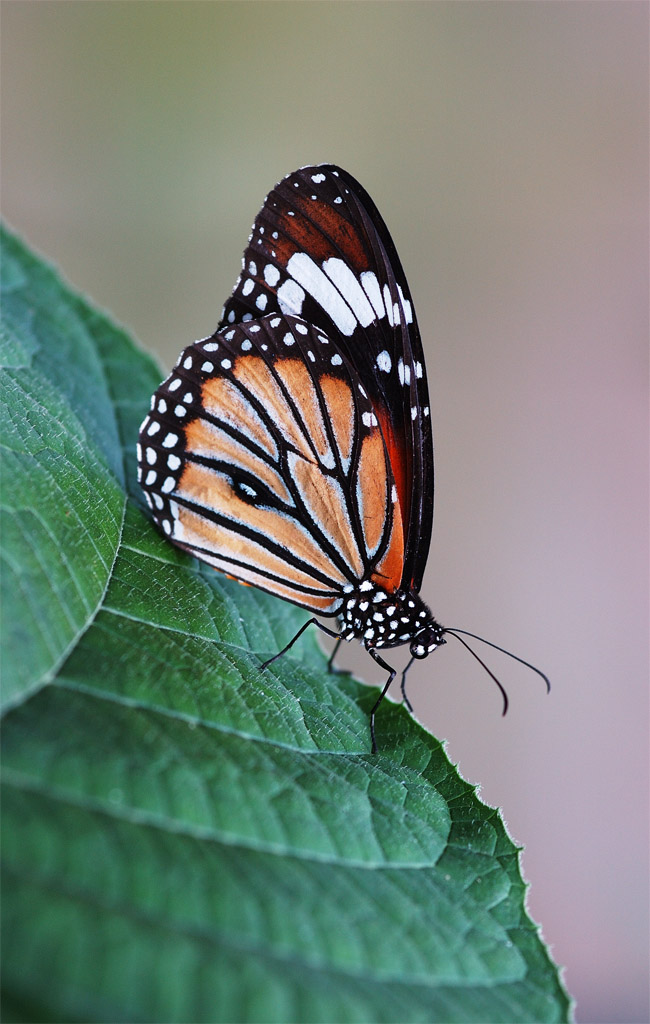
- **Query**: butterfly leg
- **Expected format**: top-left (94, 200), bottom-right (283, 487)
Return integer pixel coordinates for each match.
top-left (368, 648), bottom-right (397, 754)
top-left (327, 638), bottom-right (349, 676)
top-left (260, 618), bottom-right (341, 670)
top-left (400, 655), bottom-right (415, 713)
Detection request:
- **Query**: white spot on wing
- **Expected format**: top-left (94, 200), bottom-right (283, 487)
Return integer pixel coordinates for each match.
top-left (398, 284), bottom-right (413, 324)
top-left (286, 252), bottom-right (357, 336)
top-left (360, 271), bottom-right (385, 319)
top-left (277, 278), bottom-right (305, 316)
top-left (376, 350), bottom-right (391, 373)
top-left (383, 284), bottom-right (394, 326)
top-left (322, 258), bottom-right (375, 327)
top-left (264, 264), bottom-right (280, 286)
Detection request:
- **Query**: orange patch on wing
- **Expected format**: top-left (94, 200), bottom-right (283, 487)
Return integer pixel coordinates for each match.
top-left (176, 505), bottom-right (341, 596)
top-left (201, 377), bottom-right (277, 458)
top-left (288, 453), bottom-right (364, 578)
top-left (205, 556), bottom-right (339, 614)
top-left (265, 196), bottom-right (367, 272)
top-left (355, 430), bottom-right (388, 556)
top-left (176, 463), bottom-right (347, 585)
top-left (320, 375), bottom-right (355, 466)
top-left (364, 415), bottom-right (406, 591)
top-left (273, 359), bottom-right (331, 465)
top-left (264, 230), bottom-right (299, 271)
top-left (184, 417), bottom-right (292, 505)
top-left (231, 356), bottom-right (312, 461)
top-left (227, 575), bottom-right (251, 586)
top-left (371, 510), bottom-right (405, 592)
top-left (374, 404), bottom-right (410, 531)
top-left (291, 197), bottom-right (368, 270)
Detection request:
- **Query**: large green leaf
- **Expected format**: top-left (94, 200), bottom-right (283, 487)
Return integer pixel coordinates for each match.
top-left (0, 226), bottom-right (571, 1023)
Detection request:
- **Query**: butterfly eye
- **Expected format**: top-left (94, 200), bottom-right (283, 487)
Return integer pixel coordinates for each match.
top-left (409, 625), bottom-right (446, 659)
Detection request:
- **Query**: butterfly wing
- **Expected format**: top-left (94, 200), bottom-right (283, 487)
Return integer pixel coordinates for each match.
top-left (218, 165), bottom-right (433, 593)
top-left (138, 314), bottom-right (405, 613)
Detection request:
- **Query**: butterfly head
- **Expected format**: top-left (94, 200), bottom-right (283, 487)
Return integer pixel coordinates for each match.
top-left (409, 620), bottom-right (446, 659)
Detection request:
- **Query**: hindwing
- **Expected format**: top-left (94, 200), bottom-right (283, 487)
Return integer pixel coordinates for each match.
top-left (138, 315), bottom-right (405, 614)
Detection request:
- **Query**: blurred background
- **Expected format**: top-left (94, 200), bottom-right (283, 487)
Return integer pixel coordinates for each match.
top-left (2, 3), bottom-right (647, 1021)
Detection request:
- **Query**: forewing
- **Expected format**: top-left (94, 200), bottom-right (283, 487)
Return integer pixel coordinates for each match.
top-left (138, 315), bottom-right (405, 614)
top-left (218, 165), bottom-right (433, 592)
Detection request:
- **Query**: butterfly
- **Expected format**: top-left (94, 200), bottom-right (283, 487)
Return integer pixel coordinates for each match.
top-left (138, 164), bottom-right (548, 751)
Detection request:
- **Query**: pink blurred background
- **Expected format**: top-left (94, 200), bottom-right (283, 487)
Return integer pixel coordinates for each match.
top-left (2, 4), bottom-right (647, 1021)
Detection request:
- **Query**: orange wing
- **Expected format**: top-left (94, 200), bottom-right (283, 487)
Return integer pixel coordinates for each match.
top-left (138, 315), bottom-right (405, 615)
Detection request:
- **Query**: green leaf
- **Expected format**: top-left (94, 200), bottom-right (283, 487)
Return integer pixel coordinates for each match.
top-left (0, 226), bottom-right (571, 1024)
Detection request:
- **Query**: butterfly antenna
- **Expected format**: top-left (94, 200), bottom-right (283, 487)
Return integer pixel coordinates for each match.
top-left (445, 627), bottom-right (551, 704)
top-left (445, 630), bottom-right (510, 715)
